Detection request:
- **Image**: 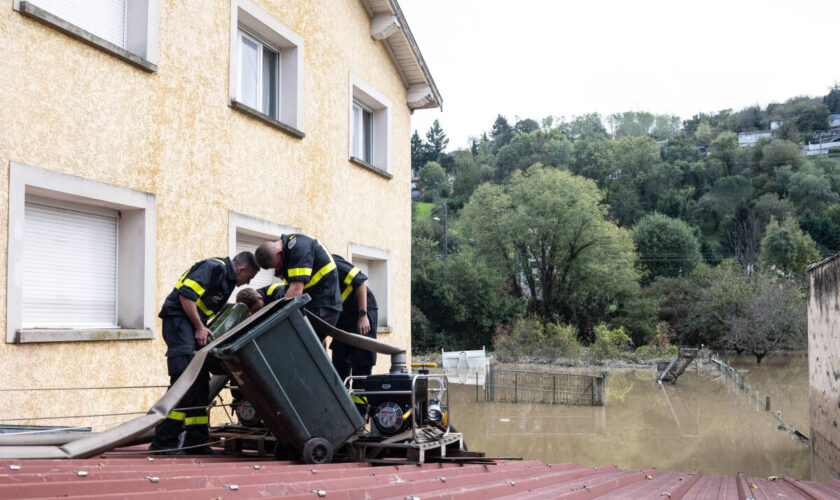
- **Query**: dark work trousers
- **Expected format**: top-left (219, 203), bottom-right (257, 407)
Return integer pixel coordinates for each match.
top-left (331, 308), bottom-right (378, 385)
top-left (151, 317), bottom-right (210, 450)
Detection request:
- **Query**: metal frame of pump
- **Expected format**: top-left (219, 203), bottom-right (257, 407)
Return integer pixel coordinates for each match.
top-left (345, 374), bottom-right (451, 442)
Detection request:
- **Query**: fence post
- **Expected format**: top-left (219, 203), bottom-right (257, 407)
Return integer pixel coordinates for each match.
top-left (514, 373), bottom-right (518, 404)
top-left (553, 375), bottom-right (556, 405)
top-left (766, 396), bottom-right (771, 411)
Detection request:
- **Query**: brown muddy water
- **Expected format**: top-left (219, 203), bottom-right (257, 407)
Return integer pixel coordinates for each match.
top-left (446, 354), bottom-right (810, 479)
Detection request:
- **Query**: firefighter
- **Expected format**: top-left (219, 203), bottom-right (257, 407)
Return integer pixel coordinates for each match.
top-left (329, 254), bottom-right (379, 383)
top-left (150, 252), bottom-right (259, 455)
top-left (235, 281), bottom-right (286, 314)
top-left (255, 234), bottom-right (341, 330)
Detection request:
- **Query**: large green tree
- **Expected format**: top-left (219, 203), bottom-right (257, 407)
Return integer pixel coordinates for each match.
top-left (759, 217), bottom-right (820, 278)
top-left (631, 213), bottom-right (701, 280)
top-left (419, 161), bottom-right (447, 196)
top-left (493, 130), bottom-right (574, 180)
top-left (459, 165), bottom-right (639, 330)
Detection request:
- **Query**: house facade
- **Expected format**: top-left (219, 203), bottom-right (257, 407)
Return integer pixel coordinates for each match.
top-left (0, 0), bottom-right (439, 427)
top-left (806, 255), bottom-right (840, 480)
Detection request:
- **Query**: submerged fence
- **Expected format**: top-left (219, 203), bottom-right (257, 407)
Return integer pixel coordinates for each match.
top-left (710, 354), bottom-right (808, 443)
top-left (481, 365), bottom-right (606, 406)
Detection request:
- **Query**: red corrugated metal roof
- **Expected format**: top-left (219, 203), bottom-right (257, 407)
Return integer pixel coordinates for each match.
top-left (1, 449), bottom-right (838, 499)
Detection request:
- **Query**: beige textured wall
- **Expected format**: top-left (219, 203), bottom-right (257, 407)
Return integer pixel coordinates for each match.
top-left (0, 0), bottom-right (413, 428)
top-left (807, 256), bottom-right (840, 480)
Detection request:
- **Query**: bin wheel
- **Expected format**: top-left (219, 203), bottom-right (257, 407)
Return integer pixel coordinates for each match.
top-left (302, 437), bottom-right (333, 464)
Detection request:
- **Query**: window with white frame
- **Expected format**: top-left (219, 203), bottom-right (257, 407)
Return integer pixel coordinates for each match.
top-left (7, 162), bottom-right (157, 343)
top-left (238, 29), bottom-right (280, 120)
top-left (349, 74), bottom-right (391, 173)
top-left (229, 0), bottom-right (303, 133)
top-left (228, 212), bottom-right (300, 302)
top-left (348, 243), bottom-right (390, 329)
top-left (352, 101), bottom-right (374, 164)
top-left (15, 0), bottom-right (159, 71)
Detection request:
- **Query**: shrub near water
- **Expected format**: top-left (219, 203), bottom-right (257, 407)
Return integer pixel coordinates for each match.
top-left (494, 316), bottom-right (582, 361)
top-left (590, 324), bottom-right (632, 360)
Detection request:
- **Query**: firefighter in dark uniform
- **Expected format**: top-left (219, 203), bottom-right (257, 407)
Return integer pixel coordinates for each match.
top-left (255, 234), bottom-right (341, 330)
top-left (329, 254), bottom-right (378, 383)
top-left (150, 252), bottom-right (259, 454)
top-left (234, 283), bottom-right (285, 314)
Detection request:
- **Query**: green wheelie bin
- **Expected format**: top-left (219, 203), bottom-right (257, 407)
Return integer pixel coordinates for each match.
top-left (211, 294), bottom-right (365, 464)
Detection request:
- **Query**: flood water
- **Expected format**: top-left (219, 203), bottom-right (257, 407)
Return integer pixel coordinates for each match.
top-left (447, 354), bottom-right (810, 479)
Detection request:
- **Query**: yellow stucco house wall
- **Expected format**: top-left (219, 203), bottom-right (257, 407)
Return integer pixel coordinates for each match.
top-left (0, 0), bottom-right (440, 430)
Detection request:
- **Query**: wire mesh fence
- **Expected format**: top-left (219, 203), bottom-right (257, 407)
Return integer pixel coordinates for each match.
top-left (482, 365), bottom-right (606, 406)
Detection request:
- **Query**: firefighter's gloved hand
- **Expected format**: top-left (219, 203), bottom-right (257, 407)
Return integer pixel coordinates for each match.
top-left (195, 325), bottom-right (214, 347)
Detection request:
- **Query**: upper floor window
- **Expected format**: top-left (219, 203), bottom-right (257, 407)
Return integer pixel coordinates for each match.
top-left (238, 29), bottom-right (279, 121)
top-left (352, 101), bottom-right (374, 164)
top-left (15, 0), bottom-right (159, 71)
top-left (349, 74), bottom-right (391, 176)
top-left (229, 0), bottom-right (304, 137)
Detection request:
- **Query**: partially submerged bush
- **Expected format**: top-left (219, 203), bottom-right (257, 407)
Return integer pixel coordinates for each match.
top-left (494, 316), bottom-right (582, 361)
top-left (591, 324), bottom-right (632, 360)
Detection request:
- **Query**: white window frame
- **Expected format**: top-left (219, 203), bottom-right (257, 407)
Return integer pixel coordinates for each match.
top-left (352, 100), bottom-right (375, 164)
top-left (237, 28), bottom-right (280, 120)
top-left (349, 74), bottom-right (392, 174)
top-left (14, 0), bottom-right (159, 72)
top-left (228, 212), bottom-right (300, 301)
top-left (229, 0), bottom-right (304, 134)
top-left (347, 243), bottom-right (391, 332)
top-left (7, 162), bottom-right (157, 343)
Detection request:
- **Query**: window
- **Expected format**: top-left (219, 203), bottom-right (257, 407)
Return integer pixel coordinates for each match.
top-left (7, 162), bottom-right (157, 343)
top-left (23, 198), bottom-right (119, 329)
top-left (348, 243), bottom-right (390, 330)
top-left (238, 30), bottom-right (279, 120)
top-left (228, 212), bottom-right (300, 302)
top-left (229, 0), bottom-right (303, 136)
top-left (349, 74), bottom-right (391, 175)
top-left (352, 101), bottom-right (374, 163)
top-left (15, 0), bottom-right (159, 72)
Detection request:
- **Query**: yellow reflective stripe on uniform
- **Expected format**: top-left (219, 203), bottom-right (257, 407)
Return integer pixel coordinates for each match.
top-left (167, 410), bottom-right (186, 421)
top-left (196, 298), bottom-right (214, 317)
top-left (179, 278), bottom-right (205, 297)
top-left (185, 416), bottom-right (209, 426)
top-left (304, 260), bottom-right (336, 289)
top-left (211, 258), bottom-right (226, 265)
top-left (341, 285), bottom-right (354, 302)
top-left (344, 267), bottom-right (360, 285)
top-left (352, 395), bottom-right (368, 404)
top-left (288, 267), bottom-right (312, 277)
top-left (267, 283), bottom-right (283, 296)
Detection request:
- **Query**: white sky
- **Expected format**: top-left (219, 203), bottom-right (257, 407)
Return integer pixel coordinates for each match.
top-left (399, 0), bottom-right (839, 150)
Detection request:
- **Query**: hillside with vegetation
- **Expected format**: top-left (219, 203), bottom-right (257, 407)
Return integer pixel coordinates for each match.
top-left (411, 85), bottom-right (840, 363)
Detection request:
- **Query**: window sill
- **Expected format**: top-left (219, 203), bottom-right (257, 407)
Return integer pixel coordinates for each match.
top-left (378, 326), bottom-right (393, 334)
top-left (230, 100), bottom-right (305, 139)
top-left (18, 1), bottom-right (157, 73)
top-left (349, 157), bottom-right (393, 179)
top-left (14, 328), bottom-right (154, 344)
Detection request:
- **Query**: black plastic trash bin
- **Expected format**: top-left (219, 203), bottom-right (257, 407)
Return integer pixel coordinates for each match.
top-left (211, 295), bottom-right (365, 464)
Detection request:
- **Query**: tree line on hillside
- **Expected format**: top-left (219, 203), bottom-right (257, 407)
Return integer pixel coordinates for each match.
top-left (411, 85), bottom-right (840, 363)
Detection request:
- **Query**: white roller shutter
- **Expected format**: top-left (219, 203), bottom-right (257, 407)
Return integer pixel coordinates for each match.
top-left (22, 200), bottom-right (119, 329)
top-left (231, 234), bottom-right (279, 301)
top-left (29, 0), bottom-right (126, 48)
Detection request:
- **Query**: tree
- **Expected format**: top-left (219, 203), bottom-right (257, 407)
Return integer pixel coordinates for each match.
top-left (419, 161), bottom-right (447, 196)
top-left (490, 114), bottom-right (513, 152)
top-left (825, 84), bottom-right (840, 114)
top-left (425, 119), bottom-right (449, 162)
top-left (610, 135), bottom-right (660, 180)
top-left (631, 213), bottom-right (701, 280)
top-left (761, 139), bottom-right (806, 171)
top-left (656, 188), bottom-right (688, 219)
top-left (514, 118), bottom-right (540, 135)
top-left (798, 209), bottom-right (840, 252)
top-left (710, 132), bottom-right (739, 176)
top-left (788, 165), bottom-right (840, 213)
top-left (694, 121), bottom-right (712, 146)
top-left (699, 176), bottom-right (753, 231)
top-left (459, 165), bottom-right (639, 329)
top-left (561, 113), bottom-right (607, 139)
top-left (726, 273), bottom-right (806, 364)
top-left (759, 217), bottom-right (820, 279)
top-left (493, 130), bottom-right (573, 180)
top-left (410, 130), bottom-right (427, 173)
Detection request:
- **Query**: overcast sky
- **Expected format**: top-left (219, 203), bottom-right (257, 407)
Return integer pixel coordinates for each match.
top-left (399, 0), bottom-right (839, 150)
